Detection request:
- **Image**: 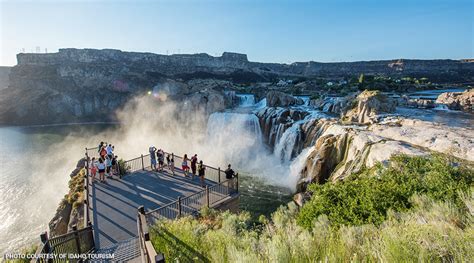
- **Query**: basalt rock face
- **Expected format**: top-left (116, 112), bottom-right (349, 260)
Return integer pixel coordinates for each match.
top-left (266, 91), bottom-right (304, 107)
top-left (2, 49), bottom-right (474, 124)
top-left (341, 90), bottom-right (396, 124)
top-left (436, 89), bottom-right (474, 112)
top-left (294, 117), bottom-right (474, 192)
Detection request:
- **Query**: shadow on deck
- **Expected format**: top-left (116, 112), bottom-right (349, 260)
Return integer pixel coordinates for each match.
top-left (89, 169), bottom-right (215, 249)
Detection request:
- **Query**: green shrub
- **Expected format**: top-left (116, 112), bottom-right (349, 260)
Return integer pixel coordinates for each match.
top-left (149, 154), bottom-right (473, 262)
top-left (118, 159), bottom-right (130, 176)
top-left (297, 154), bottom-right (473, 229)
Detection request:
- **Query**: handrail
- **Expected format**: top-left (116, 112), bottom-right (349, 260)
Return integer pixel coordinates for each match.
top-left (34, 224), bottom-right (94, 262)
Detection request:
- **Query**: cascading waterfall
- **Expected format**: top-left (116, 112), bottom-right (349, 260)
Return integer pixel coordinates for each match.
top-left (236, 94), bottom-right (256, 107)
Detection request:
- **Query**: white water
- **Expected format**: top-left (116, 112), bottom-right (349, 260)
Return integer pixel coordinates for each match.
top-left (236, 94), bottom-right (256, 107)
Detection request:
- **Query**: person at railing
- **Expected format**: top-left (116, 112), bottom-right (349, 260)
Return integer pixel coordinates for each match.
top-left (157, 149), bottom-right (165, 172)
top-left (100, 144), bottom-right (107, 159)
top-left (90, 157), bottom-right (98, 183)
top-left (111, 155), bottom-right (118, 175)
top-left (149, 146), bottom-right (157, 171)
top-left (225, 164), bottom-right (235, 179)
top-left (198, 160), bottom-right (206, 187)
top-left (182, 154), bottom-right (190, 177)
top-left (225, 164), bottom-right (236, 190)
top-left (106, 144), bottom-right (114, 159)
top-left (170, 154), bottom-right (175, 175)
top-left (98, 141), bottom-right (104, 153)
top-left (191, 154), bottom-right (198, 179)
top-left (97, 158), bottom-right (106, 183)
top-left (105, 155), bottom-right (113, 178)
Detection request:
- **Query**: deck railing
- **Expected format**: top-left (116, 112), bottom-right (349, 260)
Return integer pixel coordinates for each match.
top-left (34, 224), bottom-right (94, 262)
top-left (86, 145), bottom-right (239, 263)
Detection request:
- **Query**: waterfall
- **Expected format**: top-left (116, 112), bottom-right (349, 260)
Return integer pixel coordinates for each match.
top-left (433, 104), bottom-right (450, 111)
top-left (236, 94), bottom-right (256, 107)
top-left (254, 98), bottom-right (267, 109)
top-left (274, 122), bottom-right (302, 162)
top-left (207, 112), bottom-right (262, 147)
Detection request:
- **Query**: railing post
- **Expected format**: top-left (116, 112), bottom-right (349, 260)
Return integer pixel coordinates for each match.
top-left (218, 167), bottom-right (221, 183)
top-left (236, 173), bottom-right (239, 193)
top-left (40, 232), bottom-right (51, 257)
top-left (84, 153), bottom-right (90, 226)
top-left (72, 225), bottom-right (81, 255)
top-left (205, 186), bottom-right (210, 207)
top-left (177, 197), bottom-right (182, 218)
top-left (141, 154), bottom-right (145, 171)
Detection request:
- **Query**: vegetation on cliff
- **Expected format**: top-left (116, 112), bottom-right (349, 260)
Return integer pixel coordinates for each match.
top-left (150, 155), bottom-right (473, 262)
top-left (298, 154), bottom-right (473, 228)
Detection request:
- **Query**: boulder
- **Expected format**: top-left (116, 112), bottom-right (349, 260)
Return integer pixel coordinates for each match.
top-left (407, 98), bottom-right (436, 109)
top-left (266, 91), bottom-right (304, 107)
top-left (342, 90), bottom-right (396, 124)
top-left (436, 89), bottom-right (473, 112)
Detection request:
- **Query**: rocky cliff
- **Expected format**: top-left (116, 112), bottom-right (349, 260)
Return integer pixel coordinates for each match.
top-left (257, 91), bottom-right (474, 192)
top-left (1, 48), bottom-right (473, 124)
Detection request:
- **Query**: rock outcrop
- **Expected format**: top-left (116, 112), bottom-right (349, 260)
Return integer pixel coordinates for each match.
top-left (436, 89), bottom-right (474, 112)
top-left (48, 160), bottom-right (86, 236)
top-left (1, 48), bottom-right (473, 124)
top-left (266, 91), bottom-right (304, 107)
top-left (341, 90), bottom-right (396, 124)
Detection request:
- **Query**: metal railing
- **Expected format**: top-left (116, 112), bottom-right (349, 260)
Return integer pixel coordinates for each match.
top-left (86, 145), bottom-right (239, 263)
top-left (34, 224), bottom-right (94, 262)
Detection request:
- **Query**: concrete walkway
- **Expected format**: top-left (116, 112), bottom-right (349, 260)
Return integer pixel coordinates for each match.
top-left (88, 169), bottom-right (213, 251)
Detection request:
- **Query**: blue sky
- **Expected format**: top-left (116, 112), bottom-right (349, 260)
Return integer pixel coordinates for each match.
top-left (0, 0), bottom-right (472, 66)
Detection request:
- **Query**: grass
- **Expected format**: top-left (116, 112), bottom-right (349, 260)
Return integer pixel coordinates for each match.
top-left (150, 155), bottom-right (473, 262)
top-left (67, 168), bottom-right (86, 209)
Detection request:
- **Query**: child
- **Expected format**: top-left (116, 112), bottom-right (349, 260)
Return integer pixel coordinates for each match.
top-left (182, 154), bottom-right (189, 177)
top-left (105, 156), bottom-right (112, 178)
top-left (90, 157), bottom-right (98, 183)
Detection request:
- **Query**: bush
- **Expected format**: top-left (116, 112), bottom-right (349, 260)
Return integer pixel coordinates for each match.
top-left (297, 154), bottom-right (473, 228)
top-left (150, 195), bottom-right (473, 262)
top-left (118, 159), bottom-right (130, 177)
top-left (149, 154), bottom-right (473, 262)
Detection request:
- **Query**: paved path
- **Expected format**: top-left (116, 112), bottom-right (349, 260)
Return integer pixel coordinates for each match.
top-left (88, 169), bottom-right (213, 253)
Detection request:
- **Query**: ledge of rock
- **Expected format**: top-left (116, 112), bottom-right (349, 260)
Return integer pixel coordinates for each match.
top-left (436, 89), bottom-right (473, 112)
top-left (266, 91), bottom-right (304, 107)
top-left (341, 90), bottom-right (396, 124)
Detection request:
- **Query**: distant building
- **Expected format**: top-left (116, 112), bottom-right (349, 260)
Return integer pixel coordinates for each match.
top-left (326, 82), bottom-right (334, 86)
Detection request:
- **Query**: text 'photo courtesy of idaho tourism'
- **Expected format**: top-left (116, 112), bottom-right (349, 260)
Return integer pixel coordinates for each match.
top-left (0, 0), bottom-right (473, 262)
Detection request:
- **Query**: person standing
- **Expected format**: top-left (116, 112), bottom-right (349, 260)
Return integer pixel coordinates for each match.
top-left (198, 160), bottom-right (206, 187)
top-left (170, 154), bottom-right (175, 175)
top-left (166, 154), bottom-right (171, 170)
top-left (182, 154), bottom-right (190, 177)
top-left (106, 144), bottom-right (113, 159)
top-left (225, 164), bottom-right (236, 189)
top-left (191, 154), bottom-right (198, 179)
top-left (157, 149), bottom-right (165, 172)
top-left (111, 155), bottom-right (118, 175)
top-left (97, 158), bottom-right (106, 183)
top-left (90, 157), bottom-right (98, 183)
top-left (149, 146), bottom-right (157, 171)
top-left (105, 155), bottom-right (112, 178)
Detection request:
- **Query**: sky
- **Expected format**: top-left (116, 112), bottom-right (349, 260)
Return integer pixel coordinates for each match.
top-left (0, 0), bottom-right (472, 66)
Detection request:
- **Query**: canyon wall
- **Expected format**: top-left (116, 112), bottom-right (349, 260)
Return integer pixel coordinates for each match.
top-left (1, 48), bottom-right (473, 124)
